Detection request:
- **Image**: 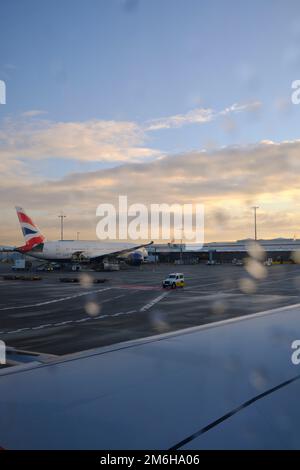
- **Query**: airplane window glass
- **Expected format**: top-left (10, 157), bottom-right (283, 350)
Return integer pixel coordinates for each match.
top-left (1, 0), bottom-right (300, 456)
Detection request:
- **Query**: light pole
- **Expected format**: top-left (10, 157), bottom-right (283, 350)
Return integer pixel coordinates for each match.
top-left (252, 206), bottom-right (259, 241)
top-left (77, 232), bottom-right (80, 241)
top-left (58, 213), bottom-right (66, 241)
top-left (180, 226), bottom-right (184, 264)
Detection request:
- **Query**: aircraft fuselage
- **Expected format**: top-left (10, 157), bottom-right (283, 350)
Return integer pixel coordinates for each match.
top-left (20, 240), bottom-right (140, 262)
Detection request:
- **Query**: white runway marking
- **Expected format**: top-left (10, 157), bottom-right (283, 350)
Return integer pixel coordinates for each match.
top-left (0, 290), bottom-right (170, 336)
top-left (54, 320), bottom-right (73, 326)
top-left (0, 287), bottom-right (112, 311)
top-left (140, 292), bottom-right (169, 312)
top-left (6, 327), bottom-right (30, 334)
top-left (34, 324), bottom-right (52, 329)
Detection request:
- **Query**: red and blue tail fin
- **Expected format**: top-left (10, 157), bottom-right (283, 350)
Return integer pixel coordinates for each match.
top-left (15, 207), bottom-right (45, 252)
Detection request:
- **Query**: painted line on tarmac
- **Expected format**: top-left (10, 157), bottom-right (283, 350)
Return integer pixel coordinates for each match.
top-left (33, 323), bottom-right (52, 329)
top-left (0, 290), bottom-right (169, 336)
top-left (0, 309), bottom-right (130, 335)
top-left (6, 327), bottom-right (31, 334)
top-left (116, 284), bottom-right (162, 291)
top-left (0, 294), bottom-right (168, 336)
top-left (140, 292), bottom-right (170, 312)
top-left (0, 287), bottom-right (112, 311)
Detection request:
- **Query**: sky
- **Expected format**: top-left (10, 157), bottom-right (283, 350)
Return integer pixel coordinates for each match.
top-left (1, 0), bottom-right (300, 244)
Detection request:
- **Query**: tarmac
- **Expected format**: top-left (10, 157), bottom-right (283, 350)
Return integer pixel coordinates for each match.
top-left (1, 262), bottom-right (300, 355)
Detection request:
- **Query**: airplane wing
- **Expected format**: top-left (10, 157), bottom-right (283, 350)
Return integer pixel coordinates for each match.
top-left (0, 303), bottom-right (299, 449)
top-left (89, 241), bottom-right (153, 262)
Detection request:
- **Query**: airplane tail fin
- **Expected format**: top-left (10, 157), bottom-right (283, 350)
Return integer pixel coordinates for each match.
top-left (15, 207), bottom-right (45, 252)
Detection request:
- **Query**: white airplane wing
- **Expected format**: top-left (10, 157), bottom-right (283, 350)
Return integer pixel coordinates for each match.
top-left (88, 241), bottom-right (153, 261)
top-left (0, 303), bottom-right (299, 449)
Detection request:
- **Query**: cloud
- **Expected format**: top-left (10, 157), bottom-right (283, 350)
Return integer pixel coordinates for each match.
top-left (0, 116), bottom-right (161, 163)
top-left (1, 139), bottom-right (300, 244)
top-left (145, 101), bottom-right (261, 131)
top-left (0, 102), bottom-right (260, 167)
top-left (21, 110), bottom-right (47, 117)
top-left (146, 108), bottom-right (213, 131)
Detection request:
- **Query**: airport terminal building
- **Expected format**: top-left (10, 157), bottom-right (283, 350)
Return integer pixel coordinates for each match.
top-left (148, 239), bottom-right (300, 264)
top-left (2, 238), bottom-right (300, 267)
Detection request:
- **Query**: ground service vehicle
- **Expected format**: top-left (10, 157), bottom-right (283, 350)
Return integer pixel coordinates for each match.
top-left (162, 273), bottom-right (185, 288)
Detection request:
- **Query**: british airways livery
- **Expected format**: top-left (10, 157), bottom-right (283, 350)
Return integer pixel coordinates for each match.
top-left (4, 207), bottom-right (151, 265)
